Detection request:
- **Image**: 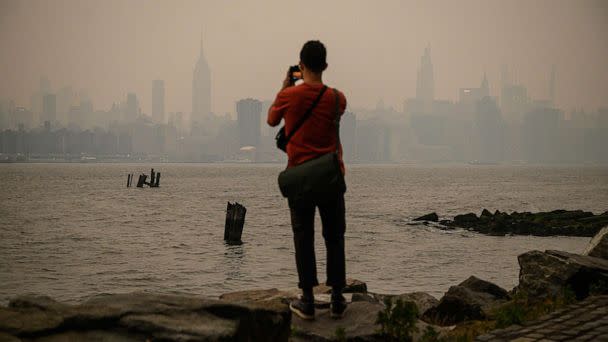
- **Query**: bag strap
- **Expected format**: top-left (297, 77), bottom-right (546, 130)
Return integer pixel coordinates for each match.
top-left (285, 85), bottom-right (328, 144)
top-left (333, 88), bottom-right (341, 154)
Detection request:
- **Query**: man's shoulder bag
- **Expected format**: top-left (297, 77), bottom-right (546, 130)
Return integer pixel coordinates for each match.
top-left (277, 87), bottom-right (346, 201)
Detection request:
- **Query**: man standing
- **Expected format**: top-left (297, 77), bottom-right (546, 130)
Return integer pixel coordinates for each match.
top-left (267, 40), bottom-right (348, 320)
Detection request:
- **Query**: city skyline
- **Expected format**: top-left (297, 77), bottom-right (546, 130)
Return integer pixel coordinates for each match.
top-left (1, 43), bottom-right (606, 165)
top-left (0, 0), bottom-right (607, 116)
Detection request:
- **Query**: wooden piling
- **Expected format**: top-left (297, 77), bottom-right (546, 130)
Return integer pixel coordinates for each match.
top-left (224, 202), bottom-right (246, 244)
top-left (150, 168), bottom-right (155, 186)
top-left (154, 172), bottom-right (161, 187)
top-left (136, 174), bottom-right (147, 188)
top-left (127, 174), bottom-right (131, 187)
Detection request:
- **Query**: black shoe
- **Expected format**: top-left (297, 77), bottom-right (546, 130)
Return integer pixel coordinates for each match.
top-left (290, 298), bottom-right (315, 320)
top-left (330, 295), bottom-right (347, 319)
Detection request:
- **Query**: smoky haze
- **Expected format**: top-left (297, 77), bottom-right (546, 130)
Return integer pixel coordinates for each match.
top-left (0, 0), bottom-right (607, 165)
top-left (1, 0), bottom-right (607, 114)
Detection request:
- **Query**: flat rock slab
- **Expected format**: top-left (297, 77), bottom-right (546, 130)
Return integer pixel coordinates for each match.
top-left (476, 294), bottom-right (608, 341)
top-left (0, 292), bottom-right (290, 341)
top-left (291, 301), bottom-right (384, 341)
top-left (291, 301), bottom-right (447, 342)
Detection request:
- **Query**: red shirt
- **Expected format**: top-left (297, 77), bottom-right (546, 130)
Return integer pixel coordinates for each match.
top-left (268, 82), bottom-right (347, 172)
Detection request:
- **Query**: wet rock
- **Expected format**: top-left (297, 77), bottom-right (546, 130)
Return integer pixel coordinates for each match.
top-left (414, 212), bottom-right (439, 222)
top-left (480, 209), bottom-right (493, 218)
top-left (584, 226), bottom-right (608, 259)
top-left (453, 213), bottom-right (479, 227)
top-left (422, 276), bottom-right (509, 326)
top-left (0, 292), bottom-right (291, 342)
top-left (445, 209), bottom-right (607, 237)
top-left (517, 250), bottom-right (608, 300)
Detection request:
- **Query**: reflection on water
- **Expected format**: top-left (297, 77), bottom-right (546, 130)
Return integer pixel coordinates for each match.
top-left (224, 243), bottom-right (246, 281)
top-left (0, 163), bottom-right (606, 304)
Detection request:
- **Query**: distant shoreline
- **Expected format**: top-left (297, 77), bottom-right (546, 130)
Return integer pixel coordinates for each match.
top-left (1, 159), bottom-right (607, 167)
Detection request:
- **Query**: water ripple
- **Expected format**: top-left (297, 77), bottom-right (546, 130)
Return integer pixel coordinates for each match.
top-left (0, 163), bottom-right (604, 304)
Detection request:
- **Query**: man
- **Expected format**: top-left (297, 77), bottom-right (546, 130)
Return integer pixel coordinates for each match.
top-left (267, 40), bottom-right (348, 320)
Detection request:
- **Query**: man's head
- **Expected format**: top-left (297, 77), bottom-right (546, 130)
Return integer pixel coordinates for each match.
top-left (299, 40), bottom-right (327, 74)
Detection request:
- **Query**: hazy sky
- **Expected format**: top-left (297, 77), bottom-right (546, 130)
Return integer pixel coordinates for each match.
top-left (1, 0), bottom-right (607, 116)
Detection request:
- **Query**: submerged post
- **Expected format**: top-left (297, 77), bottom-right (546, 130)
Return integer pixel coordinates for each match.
top-left (127, 174), bottom-right (131, 187)
top-left (136, 174), bottom-right (147, 188)
top-left (224, 202), bottom-right (247, 244)
top-left (154, 172), bottom-right (161, 187)
top-left (150, 168), bottom-right (155, 186)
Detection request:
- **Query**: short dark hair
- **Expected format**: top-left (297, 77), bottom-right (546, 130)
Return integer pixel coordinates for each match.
top-left (300, 40), bottom-right (327, 73)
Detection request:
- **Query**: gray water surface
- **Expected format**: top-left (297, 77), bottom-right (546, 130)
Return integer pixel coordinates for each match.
top-left (1, 163), bottom-right (606, 304)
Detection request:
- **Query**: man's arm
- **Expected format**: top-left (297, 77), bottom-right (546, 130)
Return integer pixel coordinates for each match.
top-left (338, 90), bottom-right (347, 116)
top-left (268, 90), bottom-right (291, 127)
top-left (267, 69), bottom-right (294, 127)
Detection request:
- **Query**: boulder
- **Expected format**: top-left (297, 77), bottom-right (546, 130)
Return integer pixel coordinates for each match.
top-left (459, 275), bottom-right (509, 300)
top-left (373, 292), bottom-right (439, 317)
top-left (517, 250), bottom-right (608, 300)
top-left (414, 212), bottom-right (439, 222)
top-left (584, 226), bottom-right (608, 259)
top-left (422, 276), bottom-right (509, 326)
top-left (0, 292), bottom-right (291, 341)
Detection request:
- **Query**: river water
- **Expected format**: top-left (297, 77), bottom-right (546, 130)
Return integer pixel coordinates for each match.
top-left (1, 163), bottom-right (607, 304)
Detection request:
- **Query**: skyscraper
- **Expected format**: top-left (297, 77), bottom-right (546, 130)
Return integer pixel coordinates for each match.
top-left (236, 98), bottom-right (261, 147)
top-left (416, 45), bottom-right (434, 103)
top-left (42, 93), bottom-right (56, 124)
top-left (152, 80), bottom-right (165, 124)
top-left (192, 36), bottom-right (211, 125)
top-left (549, 65), bottom-right (556, 107)
top-left (124, 93), bottom-right (139, 122)
top-left (459, 74), bottom-right (490, 105)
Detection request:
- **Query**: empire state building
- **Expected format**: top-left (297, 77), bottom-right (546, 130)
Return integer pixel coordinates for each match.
top-left (192, 37), bottom-right (211, 124)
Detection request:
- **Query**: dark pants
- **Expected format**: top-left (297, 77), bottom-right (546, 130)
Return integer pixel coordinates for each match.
top-left (288, 193), bottom-right (346, 289)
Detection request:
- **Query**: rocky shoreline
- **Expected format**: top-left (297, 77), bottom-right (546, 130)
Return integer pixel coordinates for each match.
top-left (1, 228), bottom-right (607, 341)
top-left (414, 209), bottom-right (608, 237)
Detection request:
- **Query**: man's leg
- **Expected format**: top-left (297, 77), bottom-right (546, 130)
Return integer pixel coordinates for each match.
top-left (318, 193), bottom-right (346, 290)
top-left (289, 197), bottom-right (319, 289)
top-left (319, 192), bottom-right (347, 318)
top-left (288, 197), bottom-right (318, 320)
